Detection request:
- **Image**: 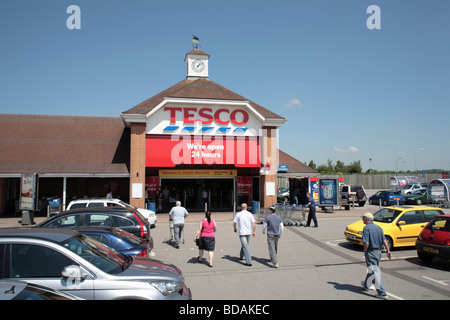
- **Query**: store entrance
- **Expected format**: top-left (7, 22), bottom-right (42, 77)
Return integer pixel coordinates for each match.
top-left (160, 178), bottom-right (234, 212)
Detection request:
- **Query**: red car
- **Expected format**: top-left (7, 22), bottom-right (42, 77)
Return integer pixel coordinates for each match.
top-left (416, 215), bottom-right (450, 262)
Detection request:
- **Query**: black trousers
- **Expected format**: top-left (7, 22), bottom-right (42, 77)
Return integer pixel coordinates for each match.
top-left (307, 207), bottom-right (318, 227)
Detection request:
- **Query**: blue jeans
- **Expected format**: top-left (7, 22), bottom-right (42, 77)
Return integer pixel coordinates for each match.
top-left (363, 250), bottom-right (386, 296)
top-left (173, 223), bottom-right (184, 246)
top-left (239, 235), bottom-right (252, 264)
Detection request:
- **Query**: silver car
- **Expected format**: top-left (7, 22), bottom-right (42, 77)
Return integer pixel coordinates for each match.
top-left (0, 228), bottom-right (191, 300)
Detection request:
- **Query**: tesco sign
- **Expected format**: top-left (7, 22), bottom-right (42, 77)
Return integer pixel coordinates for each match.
top-left (164, 107), bottom-right (249, 125)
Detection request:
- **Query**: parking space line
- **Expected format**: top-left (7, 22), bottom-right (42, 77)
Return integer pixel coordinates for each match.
top-left (422, 276), bottom-right (449, 286)
top-left (326, 239), bottom-right (345, 246)
top-left (386, 292), bottom-right (405, 300)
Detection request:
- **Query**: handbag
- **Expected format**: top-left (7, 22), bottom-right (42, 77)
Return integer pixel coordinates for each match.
top-left (196, 220), bottom-right (204, 246)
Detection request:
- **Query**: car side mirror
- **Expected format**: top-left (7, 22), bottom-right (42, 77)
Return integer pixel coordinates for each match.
top-left (62, 265), bottom-right (88, 280)
top-left (397, 221), bottom-right (406, 226)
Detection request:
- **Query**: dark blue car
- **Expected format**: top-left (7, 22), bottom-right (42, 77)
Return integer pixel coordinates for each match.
top-left (369, 190), bottom-right (404, 206)
top-left (72, 227), bottom-right (153, 258)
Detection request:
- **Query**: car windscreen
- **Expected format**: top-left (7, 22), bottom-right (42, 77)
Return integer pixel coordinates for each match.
top-left (373, 208), bottom-right (402, 223)
top-left (427, 217), bottom-right (450, 232)
top-left (62, 235), bottom-right (129, 274)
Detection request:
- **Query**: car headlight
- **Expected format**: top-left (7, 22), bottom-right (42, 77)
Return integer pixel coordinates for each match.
top-left (150, 280), bottom-right (183, 296)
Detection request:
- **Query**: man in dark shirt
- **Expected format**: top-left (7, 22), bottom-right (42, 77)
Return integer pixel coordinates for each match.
top-left (306, 192), bottom-right (317, 227)
top-left (361, 212), bottom-right (392, 299)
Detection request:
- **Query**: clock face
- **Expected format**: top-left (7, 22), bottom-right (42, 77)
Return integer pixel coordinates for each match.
top-left (191, 59), bottom-right (205, 73)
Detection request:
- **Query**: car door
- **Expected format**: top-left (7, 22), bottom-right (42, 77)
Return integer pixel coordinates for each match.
top-left (373, 191), bottom-right (383, 204)
top-left (394, 210), bottom-right (426, 246)
top-left (6, 243), bottom-right (95, 299)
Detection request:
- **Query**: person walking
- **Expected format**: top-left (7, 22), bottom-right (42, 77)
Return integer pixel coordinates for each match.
top-left (262, 206), bottom-right (284, 268)
top-left (233, 203), bottom-right (256, 266)
top-left (306, 192), bottom-right (318, 227)
top-left (361, 212), bottom-right (392, 300)
top-left (169, 201), bottom-right (188, 248)
top-left (194, 210), bottom-right (216, 267)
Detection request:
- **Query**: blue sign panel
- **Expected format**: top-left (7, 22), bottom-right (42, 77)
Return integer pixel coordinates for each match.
top-left (278, 164), bottom-right (289, 172)
top-left (318, 178), bottom-right (339, 206)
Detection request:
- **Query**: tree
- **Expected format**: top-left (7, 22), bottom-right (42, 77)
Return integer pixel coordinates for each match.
top-left (335, 160), bottom-right (345, 173)
top-left (307, 160), bottom-right (317, 170)
top-left (347, 160), bottom-right (363, 174)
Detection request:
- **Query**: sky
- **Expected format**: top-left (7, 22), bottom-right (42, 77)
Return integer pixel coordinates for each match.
top-left (1, 0), bottom-right (449, 172)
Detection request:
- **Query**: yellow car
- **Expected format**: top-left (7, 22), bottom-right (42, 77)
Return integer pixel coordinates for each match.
top-left (344, 206), bottom-right (445, 250)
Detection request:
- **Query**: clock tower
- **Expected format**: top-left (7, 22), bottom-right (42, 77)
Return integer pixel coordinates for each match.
top-left (185, 49), bottom-right (210, 79)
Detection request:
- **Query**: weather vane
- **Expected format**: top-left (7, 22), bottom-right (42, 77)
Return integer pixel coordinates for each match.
top-left (192, 35), bottom-right (201, 49)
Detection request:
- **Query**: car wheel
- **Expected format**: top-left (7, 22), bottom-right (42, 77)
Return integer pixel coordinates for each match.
top-left (358, 201), bottom-right (366, 207)
top-left (383, 236), bottom-right (393, 252)
top-left (356, 190), bottom-right (365, 199)
top-left (416, 199), bottom-right (423, 205)
top-left (382, 200), bottom-right (387, 206)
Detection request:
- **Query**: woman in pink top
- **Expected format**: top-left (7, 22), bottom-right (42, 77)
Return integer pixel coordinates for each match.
top-left (194, 210), bottom-right (216, 267)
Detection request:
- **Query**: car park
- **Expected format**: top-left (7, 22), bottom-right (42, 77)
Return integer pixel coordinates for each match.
top-left (0, 228), bottom-right (191, 300)
top-left (369, 190), bottom-right (404, 206)
top-left (404, 189), bottom-right (430, 205)
top-left (67, 198), bottom-right (157, 228)
top-left (70, 227), bottom-right (153, 258)
top-left (340, 184), bottom-right (367, 207)
top-left (0, 280), bottom-right (82, 300)
top-left (36, 207), bottom-right (151, 240)
top-left (416, 214), bottom-right (450, 262)
top-left (344, 205), bottom-right (444, 250)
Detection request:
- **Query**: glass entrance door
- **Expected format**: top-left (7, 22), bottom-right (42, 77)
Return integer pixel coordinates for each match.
top-left (160, 178), bottom-right (234, 212)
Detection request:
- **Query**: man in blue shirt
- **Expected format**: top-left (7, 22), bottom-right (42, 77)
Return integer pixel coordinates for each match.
top-left (169, 201), bottom-right (188, 248)
top-left (262, 206), bottom-right (284, 268)
top-left (361, 212), bottom-right (392, 299)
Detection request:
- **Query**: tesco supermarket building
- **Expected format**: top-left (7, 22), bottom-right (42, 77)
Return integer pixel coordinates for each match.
top-left (0, 49), bottom-right (317, 215)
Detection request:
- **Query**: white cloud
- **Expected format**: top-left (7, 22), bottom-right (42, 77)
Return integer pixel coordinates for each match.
top-left (334, 146), bottom-right (359, 153)
top-left (285, 98), bottom-right (302, 109)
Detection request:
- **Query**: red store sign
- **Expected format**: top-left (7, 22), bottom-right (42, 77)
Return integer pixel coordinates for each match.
top-left (146, 135), bottom-right (260, 167)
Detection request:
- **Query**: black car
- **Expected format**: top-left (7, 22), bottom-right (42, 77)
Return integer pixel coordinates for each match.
top-left (71, 227), bottom-right (153, 258)
top-left (36, 207), bottom-right (151, 240)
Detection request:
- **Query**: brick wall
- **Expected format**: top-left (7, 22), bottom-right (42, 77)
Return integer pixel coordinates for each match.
top-left (129, 123), bottom-right (146, 208)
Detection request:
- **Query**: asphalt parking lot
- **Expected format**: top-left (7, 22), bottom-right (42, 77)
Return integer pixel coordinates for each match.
top-left (145, 204), bottom-right (450, 300)
top-left (1, 200), bottom-right (450, 301)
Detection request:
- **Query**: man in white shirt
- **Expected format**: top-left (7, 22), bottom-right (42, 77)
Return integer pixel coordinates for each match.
top-left (169, 201), bottom-right (188, 248)
top-left (233, 203), bottom-right (256, 266)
